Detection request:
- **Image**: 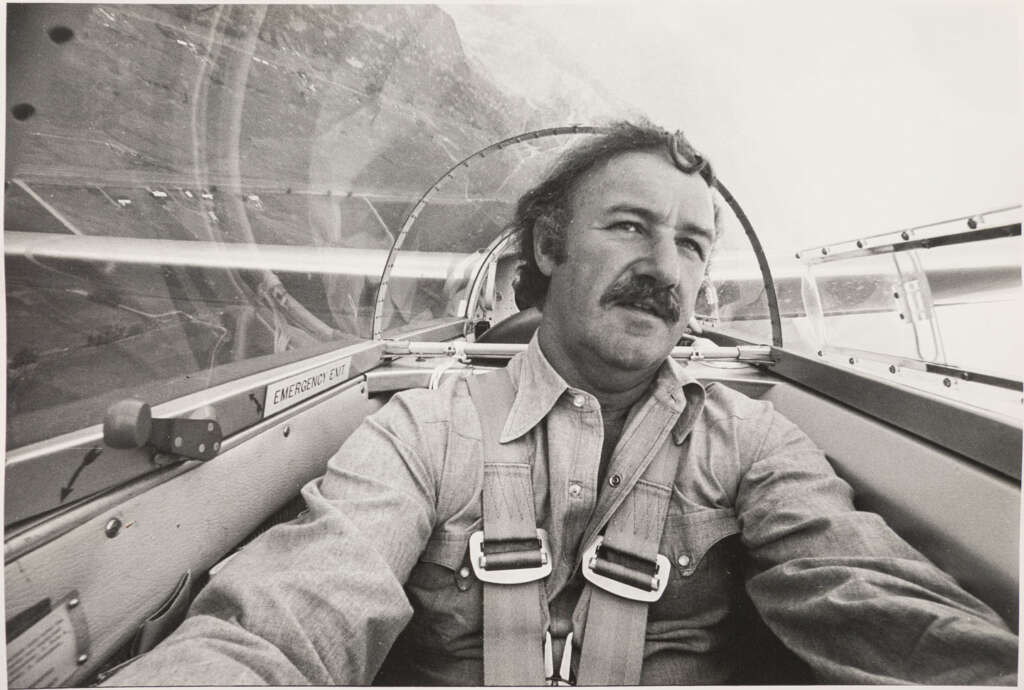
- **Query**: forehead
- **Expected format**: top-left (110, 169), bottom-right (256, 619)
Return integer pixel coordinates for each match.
top-left (570, 150), bottom-right (715, 227)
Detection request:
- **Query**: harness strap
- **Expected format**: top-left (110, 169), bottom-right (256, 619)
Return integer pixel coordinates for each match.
top-left (467, 369), bottom-right (547, 686)
top-left (577, 435), bottom-right (679, 685)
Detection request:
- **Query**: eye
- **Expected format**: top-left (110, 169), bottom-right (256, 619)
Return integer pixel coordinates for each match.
top-left (609, 221), bottom-right (643, 234)
top-left (676, 237), bottom-right (706, 259)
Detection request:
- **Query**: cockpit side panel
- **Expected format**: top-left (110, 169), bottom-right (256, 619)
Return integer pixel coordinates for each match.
top-left (4, 377), bottom-right (381, 685)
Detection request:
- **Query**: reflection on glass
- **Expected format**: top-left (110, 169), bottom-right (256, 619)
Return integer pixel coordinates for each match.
top-left (793, 237), bottom-right (1021, 378)
top-left (377, 131), bottom-right (593, 337)
top-left (915, 236), bottom-right (1021, 377)
top-left (4, 5), bottom-right (613, 448)
top-left (783, 223), bottom-right (1022, 415)
top-left (697, 196), bottom-right (773, 345)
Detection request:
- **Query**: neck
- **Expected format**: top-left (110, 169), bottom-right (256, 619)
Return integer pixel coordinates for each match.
top-left (537, 324), bottom-right (658, 412)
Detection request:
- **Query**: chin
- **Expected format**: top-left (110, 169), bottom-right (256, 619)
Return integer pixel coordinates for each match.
top-left (595, 337), bottom-right (671, 372)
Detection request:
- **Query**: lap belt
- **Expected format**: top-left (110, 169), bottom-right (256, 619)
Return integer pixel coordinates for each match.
top-left (467, 368), bottom-right (678, 686)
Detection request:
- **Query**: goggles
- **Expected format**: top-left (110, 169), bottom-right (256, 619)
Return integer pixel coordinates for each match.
top-left (666, 130), bottom-right (716, 187)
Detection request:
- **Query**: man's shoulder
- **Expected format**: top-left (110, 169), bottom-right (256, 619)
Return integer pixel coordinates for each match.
top-left (698, 379), bottom-right (775, 426)
top-left (696, 379), bottom-right (825, 468)
top-left (371, 372), bottom-right (482, 439)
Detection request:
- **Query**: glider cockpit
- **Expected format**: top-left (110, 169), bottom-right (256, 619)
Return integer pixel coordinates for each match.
top-left (6, 124), bottom-right (1020, 687)
top-left (4, 5), bottom-right (1021, 687)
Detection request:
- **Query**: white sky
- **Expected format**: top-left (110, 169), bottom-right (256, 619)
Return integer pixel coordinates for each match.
top-left (518, 0), bottom-right (1022, 254)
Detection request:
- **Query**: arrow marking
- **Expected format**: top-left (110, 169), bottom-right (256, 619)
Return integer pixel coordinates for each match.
top-left (60, 446), bottom-right (103, 502)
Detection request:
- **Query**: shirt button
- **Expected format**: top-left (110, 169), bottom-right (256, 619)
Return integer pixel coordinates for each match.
top-left (459, 567), bottom-right (471, 578)
top-left (568, 483), bottom-right (583, 498)
top-left (608, 474), bottom-right (621, 487)
top-left (677, 554), bottom-right (691, 567)
top-left (572, 394), bottom-right (586, 408)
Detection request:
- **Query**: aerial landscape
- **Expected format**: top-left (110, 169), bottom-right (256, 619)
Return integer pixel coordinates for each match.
top-left (5, 4), bottom-right (624, 447)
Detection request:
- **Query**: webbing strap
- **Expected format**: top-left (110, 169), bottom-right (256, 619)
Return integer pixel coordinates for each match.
top-left (577, 438), bottom-right (678, 685)
top-left (467, 370), bottom-right (547, 686)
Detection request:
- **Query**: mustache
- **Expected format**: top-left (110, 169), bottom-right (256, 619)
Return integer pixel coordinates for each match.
top-left (599, 275), bottom-right (681, 323)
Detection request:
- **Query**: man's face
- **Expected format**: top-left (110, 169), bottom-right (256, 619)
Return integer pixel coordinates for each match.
top-left (536, 150), bottom-right (715, 376)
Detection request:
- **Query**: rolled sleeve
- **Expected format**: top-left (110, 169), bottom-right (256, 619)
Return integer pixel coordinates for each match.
top-left (736, 403), bottom-right (1018, 684)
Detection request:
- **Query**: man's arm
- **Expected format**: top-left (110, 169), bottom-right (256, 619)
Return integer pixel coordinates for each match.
top-left (103, 389), bottom-right (450, 686)
top-left (735, 403), bottom-right (1017, 685)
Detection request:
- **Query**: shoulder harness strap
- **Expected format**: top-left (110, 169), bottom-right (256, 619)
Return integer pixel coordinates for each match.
top-left (576, 436), bottom-right (678, 685)
top-left (466, 368), bottom-right (548, 686)
top-left (467, 367), bottom-right (680, 686)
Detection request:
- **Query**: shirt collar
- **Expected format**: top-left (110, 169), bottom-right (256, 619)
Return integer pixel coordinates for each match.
top-left (500, 333), bottom-right (706, 444)
top-left (500, 333), bottom-right (570, 442)
top-left (664, 356), bottom-right (708, 445)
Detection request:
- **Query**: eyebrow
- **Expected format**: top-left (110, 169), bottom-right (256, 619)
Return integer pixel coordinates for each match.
top-left (604, 204), bottom-right (716, 242)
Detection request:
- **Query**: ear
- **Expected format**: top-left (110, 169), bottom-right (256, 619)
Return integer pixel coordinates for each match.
top-left (533, 218), bottom-right (558, 277)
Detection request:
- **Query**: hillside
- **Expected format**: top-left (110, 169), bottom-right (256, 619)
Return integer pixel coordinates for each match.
top-left (4, 4), bottom-right (621, 448)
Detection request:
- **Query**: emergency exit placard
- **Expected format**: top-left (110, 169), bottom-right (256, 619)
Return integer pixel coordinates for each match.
top-left (263, 358), bottom-right (351, 418)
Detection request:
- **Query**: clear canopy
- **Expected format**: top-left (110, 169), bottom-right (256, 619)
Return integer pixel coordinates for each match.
top-left (5, 3), bottom-right (1020, 451)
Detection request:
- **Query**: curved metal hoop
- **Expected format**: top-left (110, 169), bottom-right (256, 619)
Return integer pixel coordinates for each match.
top-left (713, 180), bottom-right (783, 346)
top-left (371, 125), bottom-right (603, 339)
top-left (371, 125), bottom-right (783, 348)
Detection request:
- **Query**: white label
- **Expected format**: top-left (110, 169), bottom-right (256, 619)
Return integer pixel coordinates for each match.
top-left (263, 358), bottom-right (351, 417)
top-left (7, 604), bottom-right (80, 689)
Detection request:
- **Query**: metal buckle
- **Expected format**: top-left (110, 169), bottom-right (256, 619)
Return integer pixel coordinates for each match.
top-left (581, 536), bottom-right (670, 603)
top-left (544, 631), bottom-right (574, 686)
top-left (469, 528), bottom-right (552, 584)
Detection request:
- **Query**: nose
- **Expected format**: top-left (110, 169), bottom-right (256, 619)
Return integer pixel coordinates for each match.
top-left (639, 228), bottom-right (681, 287)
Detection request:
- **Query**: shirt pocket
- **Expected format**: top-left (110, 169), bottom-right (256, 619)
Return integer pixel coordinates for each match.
top-left (403, 531), bottom-right (482, 651)
top-left (649, 508), bottom-right (744, 624)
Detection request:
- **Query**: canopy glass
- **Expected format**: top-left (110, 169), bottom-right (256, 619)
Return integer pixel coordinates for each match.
top-left (5, 3), bottom-right (1020, 452)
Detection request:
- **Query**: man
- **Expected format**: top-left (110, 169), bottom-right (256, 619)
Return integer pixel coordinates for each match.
top-left (104, 122), bottom-right (1017, 685)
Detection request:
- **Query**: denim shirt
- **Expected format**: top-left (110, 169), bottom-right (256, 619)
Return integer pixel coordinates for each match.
top-left (106, 337), bottom-right (1018, 686)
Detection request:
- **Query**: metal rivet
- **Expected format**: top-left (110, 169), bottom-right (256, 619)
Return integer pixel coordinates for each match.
top-left (459, 567), bottom-right (470, 578)
top-left (283, 425), bottom-right (291, 437)
top-left (943, 378), bottom-right (952, 388)
top-left (848, 357), bottom-right (856, 365)
top-left (68, 597), bottom-right (80, 608)
top-left (213, 441), bottom-right (220, 451)
top-left (677, 554), bottom-right (691, 567)
top-left (816, 350), bottom-right (823, 357)
top-left (820, 247), bottom-right (828, 256)
top-left (888, 365), bottom-right (897, 374)
top-left (608, 474), bottom-right (622, 488)
top-left (856, 240), bottom-right (864, 248)
top-left (77, 653), bottom-right (89, 665)
top-left (901, 231), bottom-right (910, 240)
top-left (105, 518), bottom-right (122, 538)
top-left (794, 252), bottom-right (800, 259)
top-left (198, 443), bottom-right (206, 453)
top-left (207, 422), bottom-right (215, 432)
top-left (568, 483), bottom-right (583, 498)
top-left (899, 313), bottom-right (905, 320)
top-left (173, 436), bottom-right (183, 448)
top-left (893, 292), bottom-right (900, 299)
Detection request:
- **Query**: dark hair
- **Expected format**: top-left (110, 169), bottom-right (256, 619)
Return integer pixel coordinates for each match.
top-left (511, 121), bottom-right (719, 310)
